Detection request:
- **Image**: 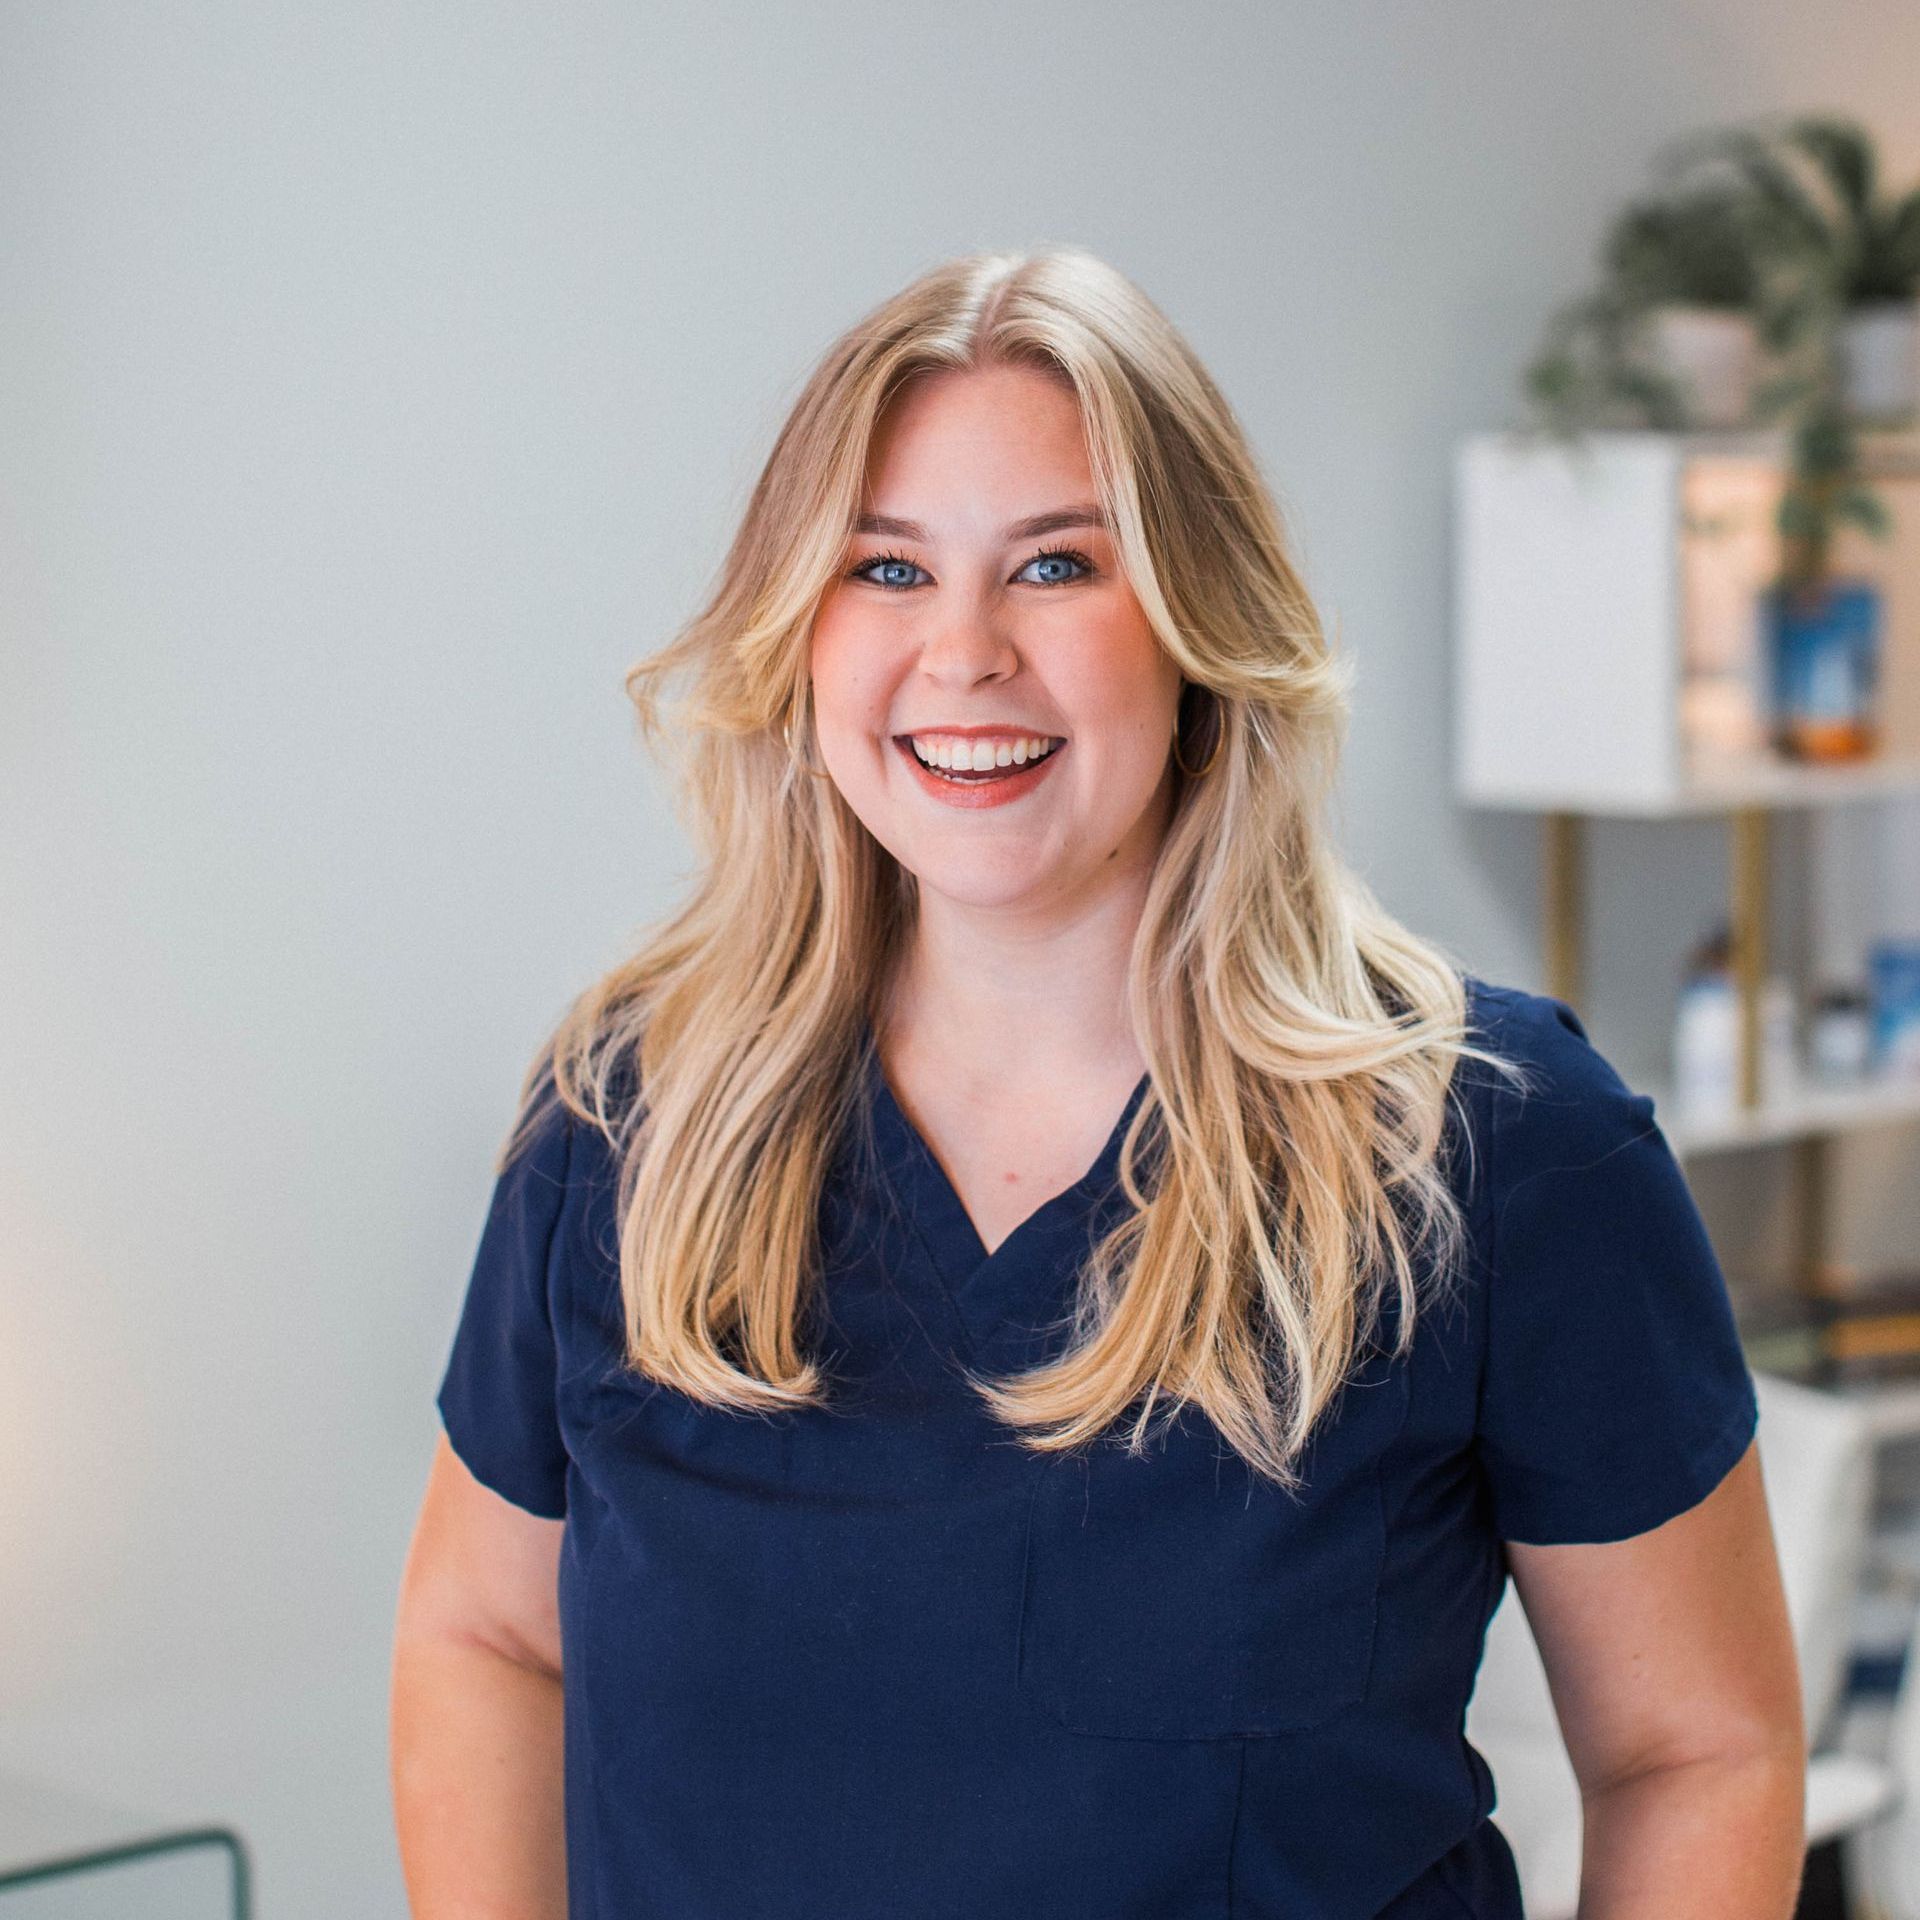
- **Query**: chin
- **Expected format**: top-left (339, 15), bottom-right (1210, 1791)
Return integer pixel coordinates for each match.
top-left (903, 856), bottom-right (1062, 914)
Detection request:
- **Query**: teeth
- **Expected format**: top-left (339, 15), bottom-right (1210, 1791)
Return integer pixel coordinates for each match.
top-left (907, 733), bottom-right (1060, 774)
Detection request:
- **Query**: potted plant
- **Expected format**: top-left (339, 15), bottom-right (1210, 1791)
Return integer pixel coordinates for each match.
top-left (1670, 115), bottom-right (1920, 425)
top-left (1521, 115), bottom-right (1907, 765)
top-left (1525, 180), bottom-right (1794, 432)
top-left (1662, 117), bottom-right (1913, 758)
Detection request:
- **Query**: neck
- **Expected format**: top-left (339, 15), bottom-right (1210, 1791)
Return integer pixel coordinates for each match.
top-left (878, 858), bottom-right (1155, 1094)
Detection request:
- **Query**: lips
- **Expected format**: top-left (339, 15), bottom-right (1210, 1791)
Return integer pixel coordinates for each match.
top-left (891, 734), bottom-right (1066, 810)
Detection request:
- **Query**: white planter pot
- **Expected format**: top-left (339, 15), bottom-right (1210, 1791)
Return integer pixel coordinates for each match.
top-left (1841, 299), bottom-right (1920, 424)
top-left (1643, 306), bottom-right (1760, 428)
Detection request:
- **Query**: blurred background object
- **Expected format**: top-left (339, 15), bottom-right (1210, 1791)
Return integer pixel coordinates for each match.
top-left (0, 1772), bottom-right (249, 1918)
top-left (1460, 96), bottom-right (1920, 1920)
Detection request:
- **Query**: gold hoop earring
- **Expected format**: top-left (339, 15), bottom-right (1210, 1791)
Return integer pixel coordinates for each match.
top-left (1172, 686), bottom-right (1223, 779)
top-left (781, 705), bottom-right (833, 780)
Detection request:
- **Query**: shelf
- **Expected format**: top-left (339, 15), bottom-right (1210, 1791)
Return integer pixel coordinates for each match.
top-left (1655, 1072), bottom-right (1920, 1157)
top-left (1469, 751), bottom-right (1920, 818)
top-left (1683, 752), bottom-right (1920, 814)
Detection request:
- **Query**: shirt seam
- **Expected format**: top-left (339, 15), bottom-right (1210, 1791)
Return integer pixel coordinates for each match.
top-left (1472, 991), bottom-right (1522, 1440)
top-left (578, 1513), bottom-right (609, 1920)
top-left (1437, 1837), bottom-right (1484, 1919)
top-left (1223, 1736), bottom-right (1248, 1917)
top-left (1476, 993), bottom-right (1669, 1414)
top-left (545, 1099), bottom-right (578, 1517)
top-left (1475, 990), bottom-right (1759, 1544)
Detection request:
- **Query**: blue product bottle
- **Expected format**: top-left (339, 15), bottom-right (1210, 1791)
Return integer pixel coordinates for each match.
top-left (1868, 939), bottom-right (1920, 1077)
top-left (1765, 576), bottom-right (1881, 761)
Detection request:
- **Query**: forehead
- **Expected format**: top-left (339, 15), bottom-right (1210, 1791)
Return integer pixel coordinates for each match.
top-left (862, 365), bottom-right (1093, 520)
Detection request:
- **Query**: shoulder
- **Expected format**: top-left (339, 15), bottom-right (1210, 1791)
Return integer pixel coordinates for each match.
top-left (1460, 976), bottom-right (1716, 1310)
top-left (1456, 982), bottom-right (1755, 1543)
top-left (1464, 971), bottom-right (1612, 1077)
top-left (1443, 972), bottom-right (1671, 1245)
top-left (1462, 972), bottom-right (1651, 1160)
top-left (501, 1046), bottom-right (642, 1187)
top-left (480, 1088), bottom-right (570, 1239)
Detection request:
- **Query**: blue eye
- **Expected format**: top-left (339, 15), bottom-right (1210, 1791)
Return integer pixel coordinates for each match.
top-left (846, 545), bottom-right (1096, 591)
top-left (1015, 546), bottom-right (1094, 586)
top-left (849, 552), bottom-right (929, 590)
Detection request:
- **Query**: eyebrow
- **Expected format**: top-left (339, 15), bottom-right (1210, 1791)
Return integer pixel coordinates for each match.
top-left (852, 504), bottom-right (1110, 543)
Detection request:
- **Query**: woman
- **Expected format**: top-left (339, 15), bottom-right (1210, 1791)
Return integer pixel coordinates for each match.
top-left (391, 248), bottom-right (1806, 1918)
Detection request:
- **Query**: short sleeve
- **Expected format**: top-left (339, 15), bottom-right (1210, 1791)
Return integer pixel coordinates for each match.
top-left (436, 1093), bottom-right (574, 1519)
top-left (1475, 988), bottom-right (1759, 1546)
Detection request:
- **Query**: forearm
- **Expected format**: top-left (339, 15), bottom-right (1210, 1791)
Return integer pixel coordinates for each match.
top-left (1576, 1748), bottom-right (1806, 1920)
top-left (391, 1631), bottom-right (567, 1919)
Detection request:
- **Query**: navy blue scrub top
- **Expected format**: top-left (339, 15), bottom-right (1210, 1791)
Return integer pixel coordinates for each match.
top-left (437, 975), bottom-right (1760, 1919)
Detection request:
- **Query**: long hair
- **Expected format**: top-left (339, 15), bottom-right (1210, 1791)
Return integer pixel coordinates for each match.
top-left (501, 245), bottom-right (1526, 1490)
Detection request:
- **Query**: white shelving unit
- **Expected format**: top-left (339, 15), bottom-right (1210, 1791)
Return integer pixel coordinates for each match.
top-left (1454, 422), bottom-right (1920, 1134)
top-left (1454, 423), bottom-right (1920, 1823)
top-left (1456, 425), bottom-right (1920, 818)
top-left (1658, 1072), bottom-right (1920, 1158)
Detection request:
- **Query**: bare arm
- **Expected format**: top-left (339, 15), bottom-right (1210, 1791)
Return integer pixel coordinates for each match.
top-left (391, 1432), bottom-right (569, 1919)
top-left (1506, 1439), bottom-right (1808, 1920)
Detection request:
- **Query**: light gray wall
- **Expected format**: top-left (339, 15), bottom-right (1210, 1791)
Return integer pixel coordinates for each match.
top-left (5, 4), bottom-right (1919, 1913)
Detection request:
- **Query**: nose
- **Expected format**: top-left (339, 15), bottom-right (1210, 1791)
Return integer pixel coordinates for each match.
top-left (916, 605), bottom-right (1019, 688)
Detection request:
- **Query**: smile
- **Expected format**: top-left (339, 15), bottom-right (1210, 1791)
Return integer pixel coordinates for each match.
top-left (891, 732), bottom-right (1067, 809)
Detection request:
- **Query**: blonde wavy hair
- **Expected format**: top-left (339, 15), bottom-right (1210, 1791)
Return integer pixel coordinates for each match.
top-left (503, 244), bottom-right (1525, 1491)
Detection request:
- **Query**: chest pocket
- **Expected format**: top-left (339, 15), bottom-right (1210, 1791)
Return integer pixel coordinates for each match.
top-left (1015, 1342), bottom-right (1412, 1740)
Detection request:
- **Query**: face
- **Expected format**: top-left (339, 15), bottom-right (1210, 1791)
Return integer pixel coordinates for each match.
top-left (808, 363), bottom-right (1184, 923)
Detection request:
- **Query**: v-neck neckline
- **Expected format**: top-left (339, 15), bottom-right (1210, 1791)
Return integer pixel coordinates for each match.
top-left (859, 1031), bottom-right (1151, 1292)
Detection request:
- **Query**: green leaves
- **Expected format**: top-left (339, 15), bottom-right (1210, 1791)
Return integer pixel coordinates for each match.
top-left (1601, 187), bottom-right (1771, 309)
top-left (1519, 112), bottom-right (1916, 594)
top-left (1836, 488), bottom-right (1893, 539)
top-left (1859, 184), bottom-right (1920, 301)
top-left (1670, 114), bottom-right (1918, 308)
top-left (1522, 284), bottom-right (1690, 436)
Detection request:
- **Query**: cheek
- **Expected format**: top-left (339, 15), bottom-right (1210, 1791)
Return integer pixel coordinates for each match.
top-left (1058, 616), bottom-right (1180, 742)
top-left (808, 609), bottom-right (892, 728)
